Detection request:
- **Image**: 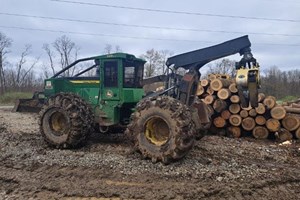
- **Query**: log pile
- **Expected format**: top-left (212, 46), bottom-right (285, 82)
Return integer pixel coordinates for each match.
top-left (197, 75), bottom-right (300, 141)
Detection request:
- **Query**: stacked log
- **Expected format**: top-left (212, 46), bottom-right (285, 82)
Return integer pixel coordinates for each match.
top-left (197, 75), bottom-right (300, 141)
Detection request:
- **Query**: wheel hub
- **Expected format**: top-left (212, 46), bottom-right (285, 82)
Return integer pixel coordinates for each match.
top-left (50, 112), bottom-right (67, 135)
top-left (144, 117), bottom-right (170, 146)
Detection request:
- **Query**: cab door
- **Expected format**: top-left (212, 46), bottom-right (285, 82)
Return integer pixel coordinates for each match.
top-left (100, 59), bottom-right (121, 101)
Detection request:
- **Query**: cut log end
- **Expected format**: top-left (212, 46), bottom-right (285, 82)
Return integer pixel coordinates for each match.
top-left (213, 116), bottom-right (227, 128)
top-left (242, 117), bottom-right (256, 131)
top-left (221, 110), bottom-right (231, 120)
top-left (249, 109), bottom-right (257, 117)
top-left (229, 83), bottom-right (238, 93)
top-left (282, 115), bottom-right (300, 131)
top-left (266, 118), bottom-right (281, 132)
top-left (295, 127), bottom-right (300, 139)
top-left (229, 114), bottom-right (242, 126)
top-left (229, 103), bottom-right (241, 114)
top-left (217, 88), bottom-right (231, 100)
top-left (255, 103), bottom-right (266, 115)
top-left (252, 126), bottom-right (269, 139)
top-left (230, 95), bottom-right (240, 103)
top-left (270, 106), bottom-right (286, 120)
top-left (277, 128), bottom-right (293, 142)
top-left (255, 115), bottom-right (266, 126)
top-left (240, 110), bottom-right (249, 118)
top-left (263, 96), bottom-right (276, 109)
top-left (227, 126), bottom-right (241, 138)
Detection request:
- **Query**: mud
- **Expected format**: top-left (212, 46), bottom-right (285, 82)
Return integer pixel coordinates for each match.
top-left (1, 107), bottom-right (300, 199)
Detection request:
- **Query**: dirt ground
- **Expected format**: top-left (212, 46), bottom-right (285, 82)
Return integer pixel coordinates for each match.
top-left (1, 107), bottom-right (300, 200)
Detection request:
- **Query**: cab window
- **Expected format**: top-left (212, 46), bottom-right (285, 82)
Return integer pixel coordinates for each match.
top-left (104, 61), bottom-right (118, 87)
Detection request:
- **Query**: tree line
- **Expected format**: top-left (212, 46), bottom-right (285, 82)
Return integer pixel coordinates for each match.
top-left (0, 31), bottom-right (299, 99)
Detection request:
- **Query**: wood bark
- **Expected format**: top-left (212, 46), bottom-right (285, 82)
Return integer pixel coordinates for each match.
top-left (284, 106), bottom-right (300, 114)
top-left (252, 126), bottom-right (269, 139)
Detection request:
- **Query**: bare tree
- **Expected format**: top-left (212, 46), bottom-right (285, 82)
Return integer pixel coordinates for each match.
top-left (0, 32), bottom-right (12, 94)
top-left (43, 35), bottom-right (80, 77)
top-left (141, 49), bottom-right (162, 78)
top-left (103, 44), bottom-right (122, 54)
top-left (42, 43), bottom-right (55, 75)
top-left (205, 58), bottom-right (236, 78)
top-left (158, 50), bottom-right (173, 74)
top-left (53, 35), bottom-right (80, 76)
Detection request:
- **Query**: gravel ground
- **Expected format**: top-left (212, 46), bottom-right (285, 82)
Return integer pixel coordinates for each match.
top-left (1, 107), bottom-right (300, 199)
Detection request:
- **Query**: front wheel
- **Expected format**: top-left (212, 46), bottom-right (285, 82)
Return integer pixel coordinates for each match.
top-left (39, 93), bottom-right (94, 148)
top-left (126, 96), bottom-right (196, 164)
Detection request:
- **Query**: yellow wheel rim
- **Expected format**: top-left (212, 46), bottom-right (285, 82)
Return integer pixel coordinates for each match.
top-left (50, 112), bottom-right (67, 134)
top-left (144, 117), bottom-right (170, 146)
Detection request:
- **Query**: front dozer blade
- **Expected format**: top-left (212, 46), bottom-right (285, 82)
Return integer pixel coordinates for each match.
top-left (12, 92), bottom-right (45, 113)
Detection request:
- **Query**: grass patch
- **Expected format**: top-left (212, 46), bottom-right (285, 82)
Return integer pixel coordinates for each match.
top-left (279, 96), bottom-right (299, 103)
top-left (0, 92), bottom-right (33, 105)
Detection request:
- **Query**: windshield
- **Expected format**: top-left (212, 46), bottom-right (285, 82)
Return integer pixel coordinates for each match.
top-left (124, 62), bottom-right (144, 88)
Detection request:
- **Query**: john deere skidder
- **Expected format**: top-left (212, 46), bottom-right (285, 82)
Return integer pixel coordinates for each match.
top-left (15, 35), bottom-right (260, 164)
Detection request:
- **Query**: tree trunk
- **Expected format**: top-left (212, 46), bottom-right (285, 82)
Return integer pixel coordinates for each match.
top-left (229, 103), bottom-right (241, 114)
top-left (270, 106), bottom-right (286, 120)
top-left (266, 118), bottom-right (281, 132)
top-left (217, 88), bottom-right (231, 100)
top-left (213, 99), bottom-right (227, 113)
top-left (229, 114), bottom-right (242, 126)
top-left (227, 126), bottom-right (241, 138)
top-left (242, 117), bottom-right (256, 131)
top-left (230, 95), bottom-right (240, 103)
top-left (252, 126), bottom-right (269, 139)
top-left (281, 115), bottom-right (300, 131)
top-left (210, 78), bottom-right (231, 91)
top-left (284, 106), bottom-right (300, 114)
top-left (255, 115), bottom-right (266, 126)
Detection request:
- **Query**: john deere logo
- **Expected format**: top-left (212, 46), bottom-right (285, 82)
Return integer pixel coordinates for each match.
top-left (106, 90), bottom-right (113, 98)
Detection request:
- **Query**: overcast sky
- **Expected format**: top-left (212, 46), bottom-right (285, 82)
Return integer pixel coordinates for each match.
top-left (1, 0), bottom-right (300, 73)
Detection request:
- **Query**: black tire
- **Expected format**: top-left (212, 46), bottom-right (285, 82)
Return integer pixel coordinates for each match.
top-left (126, 95), bottom-right (196, 164)
top-left (39, 93), bottom-right (94, 148)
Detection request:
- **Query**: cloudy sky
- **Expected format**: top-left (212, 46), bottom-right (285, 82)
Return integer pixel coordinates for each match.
top-left (1, 0), bottom-right (300, 73)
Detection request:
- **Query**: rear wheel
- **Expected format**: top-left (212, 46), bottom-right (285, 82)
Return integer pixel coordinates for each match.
top-left (39, 93), bottom-right (94, 148)
top-left (126, 96), bottom-right (196, 164)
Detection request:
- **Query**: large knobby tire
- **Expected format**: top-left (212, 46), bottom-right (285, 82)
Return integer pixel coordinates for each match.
top-left (39, 93), bottom-right (94, 148)
top-left (126, 96), bottom-right (196, 164)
